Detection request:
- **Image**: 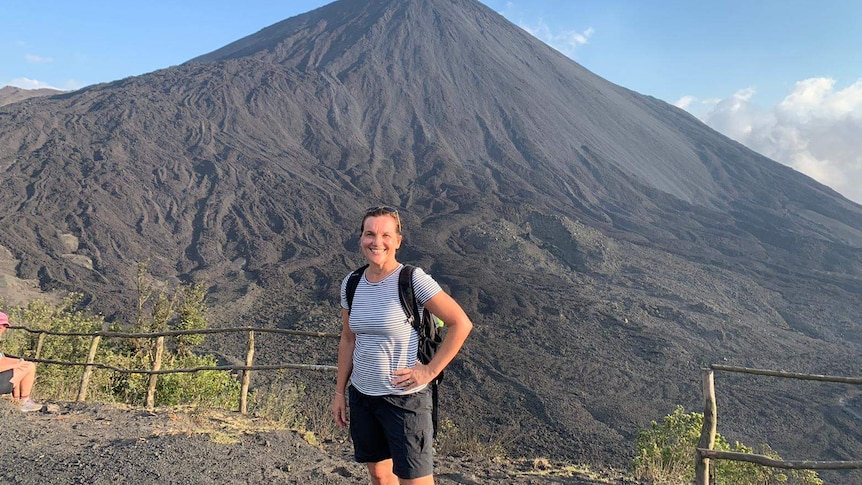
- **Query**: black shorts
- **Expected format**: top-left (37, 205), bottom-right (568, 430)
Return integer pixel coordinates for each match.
top-left (348, 386), bottom-right (434, 479)
top-left (0, 369), bottom-right (13, 395)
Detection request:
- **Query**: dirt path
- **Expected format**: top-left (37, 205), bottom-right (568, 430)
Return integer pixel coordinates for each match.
top-left (0, 400), bottom-right (629, 484)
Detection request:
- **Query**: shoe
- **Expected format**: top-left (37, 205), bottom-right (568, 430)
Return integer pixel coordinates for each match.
top-left (19, 399), bottom-right (43, 413)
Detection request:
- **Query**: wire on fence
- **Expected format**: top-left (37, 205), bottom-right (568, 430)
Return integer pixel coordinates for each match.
top-left (3, 325), bottom-right (340, 412)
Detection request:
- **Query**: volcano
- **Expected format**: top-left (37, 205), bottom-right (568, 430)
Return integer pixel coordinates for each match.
top-left (1, 0), bottom-right (861, 470)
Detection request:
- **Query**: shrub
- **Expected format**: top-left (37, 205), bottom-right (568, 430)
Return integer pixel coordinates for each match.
top-left (249, 371), bottom-right (306, 429)
top-left (174, 281), bottom-right (207, 353)
top-left (2, 295), bottom-right (106, 400)
top-left (1, 276), bottom-right (242, 410)
top-left (153, 355), bottom-right (239, 408)
top-left (633, 406), bottom-right (822, 484)
top-left (0, 268), bottom-right (325, 441)
top-left (127, 265), bottom-right (241, 408)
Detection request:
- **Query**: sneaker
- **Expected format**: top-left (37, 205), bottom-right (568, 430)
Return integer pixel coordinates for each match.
top-left (18, 399), bottom-right (43, 413)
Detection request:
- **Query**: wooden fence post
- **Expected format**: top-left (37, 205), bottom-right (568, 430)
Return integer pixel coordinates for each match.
top-left (146, 336), bottom-right (165, 410)
top-left (240, 330), bottom-right (255, 414)
top-left (695, 369), bottom-right (717, 484)
top-left (35, 333), bottom-right (46, 360)
top-left (77, 335), bottom-right (102, 401)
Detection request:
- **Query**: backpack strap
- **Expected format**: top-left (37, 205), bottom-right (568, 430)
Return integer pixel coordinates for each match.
top-left (431, 382), bottom-right (439, 440)
top-left (345, 264), bottom-right (369, 314)
top-left (397, 265), bottom-right (422, 334)
top-left (347, 264), bottom-right (419, 323)
top-left (397, 264), bottom-right (442, 440)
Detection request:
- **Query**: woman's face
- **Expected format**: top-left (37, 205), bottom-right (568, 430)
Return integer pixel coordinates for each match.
top-left (360, 214), bottom-right (402, 267)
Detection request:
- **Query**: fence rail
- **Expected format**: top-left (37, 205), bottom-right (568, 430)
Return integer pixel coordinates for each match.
top-left (697, 448), bottom-right (862, 471)
top-left (9, 325), bottom-right (340, 339)
top-left (695, 364), bottom-right (862, 484)
top-left (4, 325), bottom-right (339, 413)
top-left (710, 364), bottom-right (862, 385)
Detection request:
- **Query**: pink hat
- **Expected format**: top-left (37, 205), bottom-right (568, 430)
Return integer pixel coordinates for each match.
top-left (0, 312), bottom-right (9, 327)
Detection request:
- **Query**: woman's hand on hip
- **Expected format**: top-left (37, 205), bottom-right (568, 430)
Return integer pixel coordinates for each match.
top-left (392, 363), bottom-right (434, 390)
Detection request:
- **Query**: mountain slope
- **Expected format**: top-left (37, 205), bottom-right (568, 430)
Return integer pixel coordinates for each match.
top-left (0, 86), bottom-right (65, 107)
top-left (1, 0), bottom-right (861, 470)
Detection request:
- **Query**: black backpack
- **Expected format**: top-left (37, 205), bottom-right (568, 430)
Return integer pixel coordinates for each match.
top-left (345, 264), bottom-right (444, 437)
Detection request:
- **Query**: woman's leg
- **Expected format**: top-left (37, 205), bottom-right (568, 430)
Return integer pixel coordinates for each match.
top-left (10, 360), bottom-right (36, 399)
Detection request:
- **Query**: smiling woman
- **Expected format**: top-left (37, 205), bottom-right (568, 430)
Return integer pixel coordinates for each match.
top-left (331, 205), bottom-right (473, 485)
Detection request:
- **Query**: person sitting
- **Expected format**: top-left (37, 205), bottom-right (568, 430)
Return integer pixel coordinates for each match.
top-left (0, 312), bottom-right (42, 412)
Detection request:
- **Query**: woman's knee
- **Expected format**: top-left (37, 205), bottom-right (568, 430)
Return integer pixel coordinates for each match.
top-left (15, 361), bottom-right (36, 376)
top-left (366, 460), bottom-right (397, 483)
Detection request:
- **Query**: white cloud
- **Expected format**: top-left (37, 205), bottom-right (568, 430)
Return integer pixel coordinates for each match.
top-left (25, 54), bottom-right (54, 64)
top-left (674, 95), bottom-right (697, 111)
top-left (682, 78), bottom-right (862, 204)
top-left (6, 77), bottom-right (57, 89)
top-left (500, 3), bottom-right (593, 57)
top-left (521, 19), bottom-right (594, 57)
top-left (5, 77), bottom-right (80, 91)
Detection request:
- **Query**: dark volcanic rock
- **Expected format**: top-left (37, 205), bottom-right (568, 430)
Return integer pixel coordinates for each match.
top-left (1, 0), bottom-right (861, 472)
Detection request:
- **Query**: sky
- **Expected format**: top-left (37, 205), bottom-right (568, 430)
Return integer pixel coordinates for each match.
top-left (3, 0), bottom-right (862, 203)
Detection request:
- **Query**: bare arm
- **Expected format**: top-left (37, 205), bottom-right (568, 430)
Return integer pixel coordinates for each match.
top-left (331, 308), bottom-right (355, 428)
top-left (393, 290), bottom-right (473, 388)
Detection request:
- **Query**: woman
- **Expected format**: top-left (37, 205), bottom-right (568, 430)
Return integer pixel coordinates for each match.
top-left (0, 312), bottom-right (42, 412)
top-left (331, 206), bottom-right (473, 485)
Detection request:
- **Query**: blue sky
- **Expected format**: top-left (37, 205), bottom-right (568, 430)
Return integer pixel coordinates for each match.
top-left (3, 0), bottom-right (862, 203)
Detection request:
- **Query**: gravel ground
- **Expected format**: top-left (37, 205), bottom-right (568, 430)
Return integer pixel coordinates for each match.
top-left (0, 399), bottom-right (633, 484)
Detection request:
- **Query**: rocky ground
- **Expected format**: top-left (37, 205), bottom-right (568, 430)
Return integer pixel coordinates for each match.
top-left (0, 399), bottom-right (635, 484)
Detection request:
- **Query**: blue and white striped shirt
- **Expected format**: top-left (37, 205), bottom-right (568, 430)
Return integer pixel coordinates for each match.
top-left (340, 264), bottom-right (442, 396)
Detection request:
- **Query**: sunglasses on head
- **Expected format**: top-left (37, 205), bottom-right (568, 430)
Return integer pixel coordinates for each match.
top-left (362, 206), bottom-right (402, 234)
top-left (365, 206), bottom-right (399, 215)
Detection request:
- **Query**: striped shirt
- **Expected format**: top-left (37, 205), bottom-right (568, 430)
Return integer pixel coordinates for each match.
top-left (340, 264), bottom-right (442, 396)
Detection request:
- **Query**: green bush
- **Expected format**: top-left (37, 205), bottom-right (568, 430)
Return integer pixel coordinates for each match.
top-left (633, 406), bottom-right (822, 484)
top-left (1, 275), bottom-right (241, 411)
top-left (127, 266), bottom-right (241, 408)
top-left (174, 281), bottom-right (208, 353)
top-left (153, 355), bottom-right (239, 408)
top-left (2, 295), bottom-right (105, 399)
top-left (0, 267), bottom-right (323, 442)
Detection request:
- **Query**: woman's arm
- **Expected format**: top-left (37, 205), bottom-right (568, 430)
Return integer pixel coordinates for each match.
top-left (393, 290), bottom-right (472, 388)
top-left (331, 308), bottom-right (355, 428)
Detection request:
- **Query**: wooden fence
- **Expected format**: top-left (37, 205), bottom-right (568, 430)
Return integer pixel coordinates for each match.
top-left (695, 364), bottom-right (862, 484)
top-left (3, 325), bottom-right (339, 413)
